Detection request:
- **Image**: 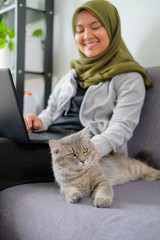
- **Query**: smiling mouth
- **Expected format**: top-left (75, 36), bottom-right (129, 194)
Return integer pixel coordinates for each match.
top-left (85, 42), bottom-right (98, 48)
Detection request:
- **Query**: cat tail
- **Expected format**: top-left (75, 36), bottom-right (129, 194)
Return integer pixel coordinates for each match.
top-left (135, 149), bottom-right (155, 168)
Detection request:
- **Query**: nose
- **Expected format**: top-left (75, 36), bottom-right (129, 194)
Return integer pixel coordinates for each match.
top-left (83, 27), bottom-right (93, 39)
top-left (80, 160), bottom-right (85, 164)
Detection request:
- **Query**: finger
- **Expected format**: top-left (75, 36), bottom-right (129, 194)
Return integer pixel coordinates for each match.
top-left (95, 152), bottom-right (100, 162)
top-left (26, 116), bottom-right (33, 131)
top-left (91, 142), bottom-right (100, 162)
top-left (24, 116), bottom-right (29, 130)
top-left (33, 118), bottom-right (42, 130)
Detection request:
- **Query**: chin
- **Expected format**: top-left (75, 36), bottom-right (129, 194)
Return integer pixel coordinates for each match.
top-left (84, 51), bottom-right (101, 58)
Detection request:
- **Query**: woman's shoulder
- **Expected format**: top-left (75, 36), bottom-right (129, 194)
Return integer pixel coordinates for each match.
top-left (111, 72), bottom-right (145, 91)
top-left (113, 71), bottom-right (143, 82)
top-left (57, 69), bottom-right (77, 83)
top-left (54, 69), bottom-right (77, 88)
top-left (49, 69), bottom-right (78, 101)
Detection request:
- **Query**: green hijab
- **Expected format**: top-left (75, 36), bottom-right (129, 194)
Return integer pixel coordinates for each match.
top-left (70, 0), bottom-right (153, 89)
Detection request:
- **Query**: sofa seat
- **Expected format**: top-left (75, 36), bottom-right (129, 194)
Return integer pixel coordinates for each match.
top-left (0, 181), bottom-right (160, 240)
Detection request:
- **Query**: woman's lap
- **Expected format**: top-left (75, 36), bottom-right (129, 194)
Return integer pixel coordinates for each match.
top-left (0, 138), bottom-right (54, 191)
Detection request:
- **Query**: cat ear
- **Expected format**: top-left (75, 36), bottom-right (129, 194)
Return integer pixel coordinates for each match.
top-left (80, 126), bottom-right (91, 140)
top-left (49, 139), bottom-right (64, 154)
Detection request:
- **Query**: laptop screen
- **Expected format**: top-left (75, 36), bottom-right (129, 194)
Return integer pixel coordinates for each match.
top-left (0, 69), bottom-right (29, 143)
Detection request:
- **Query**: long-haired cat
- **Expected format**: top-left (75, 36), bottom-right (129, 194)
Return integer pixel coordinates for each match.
top-left (49, 127), bottom-right (160, 208)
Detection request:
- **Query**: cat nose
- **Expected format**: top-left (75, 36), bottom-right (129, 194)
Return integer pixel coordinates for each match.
top-left (80, 160), bottom-right (85, 164)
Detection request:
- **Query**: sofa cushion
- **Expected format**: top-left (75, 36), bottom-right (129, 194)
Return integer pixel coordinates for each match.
top-left (128, 66), bottom-right (160, 169)
top-left (0, 182), bottom-right (160, 240)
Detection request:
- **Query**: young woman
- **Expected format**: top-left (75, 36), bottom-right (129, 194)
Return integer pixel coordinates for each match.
top-left (0, 0), bottom-right (153, 191)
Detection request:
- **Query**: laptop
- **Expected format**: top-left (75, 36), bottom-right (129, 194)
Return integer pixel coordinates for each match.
top-left (0, 68), bottom-right (65, 143)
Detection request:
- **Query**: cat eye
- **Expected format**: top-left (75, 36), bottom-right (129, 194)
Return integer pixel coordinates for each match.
top-left (83, 148), bottom-right (89, 154)
top-left (68, 153), bottom-right (76, 158)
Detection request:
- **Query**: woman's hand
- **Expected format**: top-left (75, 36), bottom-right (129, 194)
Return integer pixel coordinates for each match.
top-left (24, 114), bottom-right (43, 132)
top-left (91, 142), bottom-right (100, 162)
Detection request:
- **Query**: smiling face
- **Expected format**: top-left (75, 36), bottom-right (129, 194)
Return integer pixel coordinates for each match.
top-left (74, 10), bottom-right (110, 58)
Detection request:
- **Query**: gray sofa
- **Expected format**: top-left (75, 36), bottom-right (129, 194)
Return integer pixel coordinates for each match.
top-left (0, 66), bottom-right (160, 240)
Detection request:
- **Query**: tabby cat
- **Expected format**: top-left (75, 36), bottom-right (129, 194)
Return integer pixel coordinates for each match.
top-left (49, 127), bottom-right (160, 208)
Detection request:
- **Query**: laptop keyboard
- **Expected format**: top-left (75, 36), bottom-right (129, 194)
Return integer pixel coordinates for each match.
top-left (29, 132), bottom-right (64, 141)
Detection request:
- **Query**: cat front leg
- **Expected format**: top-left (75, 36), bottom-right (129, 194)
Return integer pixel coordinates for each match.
top-left (61, 186), bottom-right (83, 204)
top-left (92, 180), bottom-right (114, 208)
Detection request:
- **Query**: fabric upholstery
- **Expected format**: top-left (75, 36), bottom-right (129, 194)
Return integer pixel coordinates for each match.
top-left (128, 66), bottom-right (160, 169)
top-left (1, 181), bottom-right (160, 240)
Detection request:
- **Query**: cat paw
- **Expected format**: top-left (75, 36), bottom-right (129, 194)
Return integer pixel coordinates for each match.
top-left (65, 192), bottom-right (82, 204)
top-left (94, 195), bottom-right (112, 208)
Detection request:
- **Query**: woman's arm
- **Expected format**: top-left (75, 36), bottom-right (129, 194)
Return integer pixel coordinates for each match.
top-left (91, 73), bottom-right (146, 158)
top-left (24, 92), bottom-right (57, 132)
top-left (37, 92), bottom-right (58, 131)
top-left (35, 69), bottom-right (78, 131)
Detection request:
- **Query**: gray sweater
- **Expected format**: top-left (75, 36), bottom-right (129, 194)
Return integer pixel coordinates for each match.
top-left (38, 69), bottom-right (145, 158)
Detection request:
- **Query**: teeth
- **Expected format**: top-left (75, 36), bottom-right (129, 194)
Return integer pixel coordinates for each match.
top-left (86, 42), bottom-right (97, 47)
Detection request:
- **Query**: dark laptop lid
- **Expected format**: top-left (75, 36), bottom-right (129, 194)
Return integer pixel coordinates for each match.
top-left (0, 68), bottom-right (30, 143)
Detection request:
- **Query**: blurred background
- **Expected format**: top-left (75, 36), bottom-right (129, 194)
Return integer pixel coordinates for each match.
top-left (0, 0), bottom-right (160, 114)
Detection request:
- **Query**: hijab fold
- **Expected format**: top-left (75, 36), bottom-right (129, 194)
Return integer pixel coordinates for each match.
top-left (70, 0), bottom-right (153, 89)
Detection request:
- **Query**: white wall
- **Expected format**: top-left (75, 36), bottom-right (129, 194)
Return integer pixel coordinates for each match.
top-left (109, 0), bottom-right (160, 67)
top-left (53, 0), bottom-right (160, 80)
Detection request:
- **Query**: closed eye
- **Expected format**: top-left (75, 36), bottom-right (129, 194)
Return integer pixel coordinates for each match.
top-left (91, 22), bottom-right (102, 30)
top-left (83, 148), bottom-right (89, 154)
top-left (75, 25), bottom-right (84, 33)
top-left (68, 153), bottom-right (76, 158)
top-left (75, 21), bottom-right (102, 33)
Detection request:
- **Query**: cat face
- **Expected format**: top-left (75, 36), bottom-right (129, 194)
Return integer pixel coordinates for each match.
top-left (49, 127), bottom-right (96, 169)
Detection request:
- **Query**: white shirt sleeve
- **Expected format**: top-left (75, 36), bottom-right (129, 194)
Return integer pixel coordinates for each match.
top-left (91, 73), bottom-right (146, 158)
